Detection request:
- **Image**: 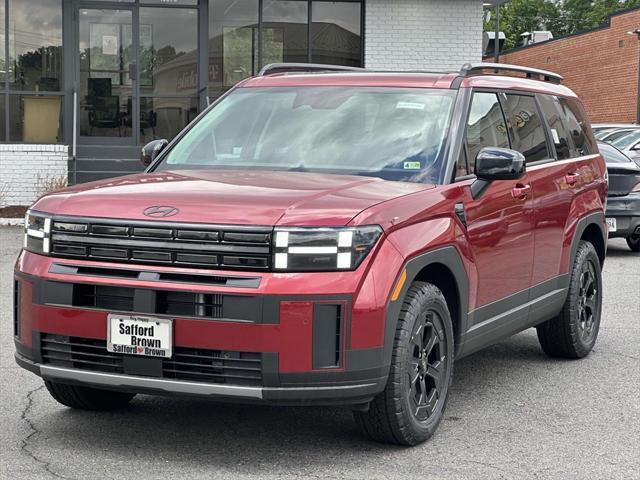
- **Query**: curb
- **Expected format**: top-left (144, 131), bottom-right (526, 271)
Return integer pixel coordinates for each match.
top-left (0, 218), bottom-right (24, 226)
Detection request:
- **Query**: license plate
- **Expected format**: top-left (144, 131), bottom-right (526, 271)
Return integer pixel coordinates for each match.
top-left (107, 314), bottom-right (173, 358)
top-left (606, 217), bottom-right (617, 233)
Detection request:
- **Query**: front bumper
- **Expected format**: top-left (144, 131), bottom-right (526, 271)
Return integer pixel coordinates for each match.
top-left (13, 244), bottom-right (406, 405)
top-left (606, 193), bottom-right (640, 238)
top-left (15, 351), bottom-right (384, 405)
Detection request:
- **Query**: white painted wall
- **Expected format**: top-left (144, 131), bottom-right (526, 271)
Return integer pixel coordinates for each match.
top-left (0, 145), bottom-right (68, 207)
top-left (365, 0), bottom-right (484, 71)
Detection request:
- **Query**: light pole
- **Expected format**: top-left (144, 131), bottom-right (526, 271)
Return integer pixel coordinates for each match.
top-left (629, 29), bottom-right (640, 123)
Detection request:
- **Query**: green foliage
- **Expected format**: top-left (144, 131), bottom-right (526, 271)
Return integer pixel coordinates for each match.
top-left (485, 0), bottom-right (640, 51)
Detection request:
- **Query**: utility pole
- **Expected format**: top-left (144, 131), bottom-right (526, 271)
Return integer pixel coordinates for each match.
top-left (494, 4), bottom-right (500, 63)
top-left (630, 29), bottom-right (640, 123)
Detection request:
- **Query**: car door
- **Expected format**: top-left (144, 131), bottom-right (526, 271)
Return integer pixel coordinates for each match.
top-left (462, 91), bottom-right (535, 323)
top-left (526, 94), bottom-right (599, 290)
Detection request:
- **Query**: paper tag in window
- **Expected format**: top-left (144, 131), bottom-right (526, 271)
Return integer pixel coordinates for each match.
top-left (397, 102), bottom-right (425, 111)
top-left (233, 147), bottom-right (242, 156)
top-left (551, 128), bottom-right (561, 144)
top-left (404, 161), bottom-right (421, 170)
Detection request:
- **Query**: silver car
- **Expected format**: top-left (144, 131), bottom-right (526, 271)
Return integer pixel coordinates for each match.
top-left (609, 130), bottom-right (640, 166)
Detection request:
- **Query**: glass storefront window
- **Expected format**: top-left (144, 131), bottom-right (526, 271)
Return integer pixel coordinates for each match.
top-left (262, 0), bottom-right (308, 65)
top-left (209, 0), bottom-right (259, 95)
top-left (139, 96), bottom-right (197, 144)
top-left (139, 7), bottom-right (198, 97)
top-left (9, 94), bottom-right (63, 142)
top-left (0, 0), bottom-right (5, 85)
top-left (311, 1), bottom-right (361, 67)
top-left (8, 0), bottom-right (63, 92)
top-left (78, 8), bottom-right (133, 139)
top-left (0, 96), bottom-right (5, 142)
top-left (140, 0), bottom-right (197, 4)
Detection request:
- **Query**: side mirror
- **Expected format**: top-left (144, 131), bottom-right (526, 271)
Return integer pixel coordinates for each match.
top-left (475, 147), bottom-right (526, 181)
top-left (141, 139), bottom-right (168, 167)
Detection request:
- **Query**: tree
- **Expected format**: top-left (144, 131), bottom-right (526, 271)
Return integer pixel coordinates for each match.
top-left (485, 0), bottom-right (640, 51)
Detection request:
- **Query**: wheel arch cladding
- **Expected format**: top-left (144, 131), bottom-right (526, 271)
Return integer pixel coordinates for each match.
top-left (571, 212), bottom-right (606, 268)
top-left (384, 246), bottom-right (469, 367)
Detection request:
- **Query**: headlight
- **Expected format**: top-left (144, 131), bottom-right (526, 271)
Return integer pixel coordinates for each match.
top-left (24, 210), bottom-right (52, 255)
top-left (273, 226), bottom-right (383, 272)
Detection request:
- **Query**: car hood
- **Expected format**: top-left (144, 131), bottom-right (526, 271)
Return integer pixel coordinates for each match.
top-left (33, 170), bottom-right (435, 226)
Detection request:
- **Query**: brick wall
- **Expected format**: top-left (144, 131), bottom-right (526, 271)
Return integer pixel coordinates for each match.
top-left (497, 8), bottom-right (640, 124)
top-left (0, 145), bottom-right (68, 207)
top-left (365, 0), bottom-right (483, 71)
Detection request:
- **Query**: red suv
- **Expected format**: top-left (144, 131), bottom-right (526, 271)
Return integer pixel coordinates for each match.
top-left (15, 63), bottom-right (607, 445)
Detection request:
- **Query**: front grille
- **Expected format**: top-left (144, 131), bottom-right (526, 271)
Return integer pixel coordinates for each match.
top-left (49, 217), bottom-right (272, 271)
top-left (41, 334), bottom-right (263, 386)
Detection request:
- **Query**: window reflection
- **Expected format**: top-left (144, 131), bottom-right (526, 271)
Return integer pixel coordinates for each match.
top-left (311, 2), bottom-right (361, 66)
top-left (139, 96), bottom-right (197, 144)
top-left (466, 92), bottom-right (510, 173)
top-left (262, 1), bottom-right (308, 64)
top-left (209, 0), bottom-right (259, 96)
top-left (8, 0), bottom-right (63, 92)
top-left (139, 8), bottom-right (198, 97)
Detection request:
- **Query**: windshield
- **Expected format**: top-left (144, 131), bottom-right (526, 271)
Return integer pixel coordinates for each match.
top-left (156, 87), bottom-right (457, 183)
top-left (611, 130), bottom-right (640, 149)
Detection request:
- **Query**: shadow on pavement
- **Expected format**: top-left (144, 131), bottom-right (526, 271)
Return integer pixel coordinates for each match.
top-left (32, 333), bottom-right (552, 469)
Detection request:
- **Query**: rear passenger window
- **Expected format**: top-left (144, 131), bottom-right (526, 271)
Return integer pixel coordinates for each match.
top-left (465, 92), bottom-right (510, 174)
top-left (503, 94), bottom-right (550, 163)
top-left (537, 95), bottom-right (572, 160)
top-left (559, 98), bottom-right (596, 156)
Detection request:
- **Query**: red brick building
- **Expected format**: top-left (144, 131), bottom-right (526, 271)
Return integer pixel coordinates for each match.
top-left (494, 7), bottom-right (640, 124)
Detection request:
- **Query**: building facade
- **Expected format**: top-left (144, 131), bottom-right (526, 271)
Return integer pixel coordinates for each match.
top-left (0, 0), bottom-right (483, 207)
top-left (496, 7), bottom-right (640, 126)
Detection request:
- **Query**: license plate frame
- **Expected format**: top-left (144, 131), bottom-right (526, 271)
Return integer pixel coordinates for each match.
top-left (107, 314), bottom-right (173, 358)
top-left (606, 217), bottom-right (617, 233)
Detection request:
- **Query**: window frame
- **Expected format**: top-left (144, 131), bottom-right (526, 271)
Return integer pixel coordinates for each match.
top-left (457, 88), bottom-right (512, 179)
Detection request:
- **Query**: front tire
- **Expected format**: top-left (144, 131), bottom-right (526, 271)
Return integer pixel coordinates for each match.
top-left (626, 235), bottom-right (640, 252)
top-left (45, 381), bottom-right (135, 410)
top-left (354, 282), bottom-right (454, 445)
top-left (536, 240), bottom-right (602, 358)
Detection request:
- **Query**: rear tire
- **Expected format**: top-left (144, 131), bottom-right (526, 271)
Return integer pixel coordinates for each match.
top-left (45, 381), bottom-right (135, 410)
top-left (354, 282), bottom-right (454, 446)
top-left (536, 241), bottom-right (602, 358)
top-left (626, 235), bottom-right (640, 252)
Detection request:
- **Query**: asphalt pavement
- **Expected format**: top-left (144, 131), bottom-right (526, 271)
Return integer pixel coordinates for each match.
top-left (1, 225), bottom-right (638, 480)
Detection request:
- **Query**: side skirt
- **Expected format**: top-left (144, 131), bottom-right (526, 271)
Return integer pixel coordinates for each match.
top-left (458, 274), bottom-right (569, 358)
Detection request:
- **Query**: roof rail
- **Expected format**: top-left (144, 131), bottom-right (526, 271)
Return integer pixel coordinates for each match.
top-left (459, 62), bottom-right (564, 84)
top-left (258, 63), bottom-right (365, 76)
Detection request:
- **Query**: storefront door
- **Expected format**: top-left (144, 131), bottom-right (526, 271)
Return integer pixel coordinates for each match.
top-left (76, 6), bottom-right (138, 146)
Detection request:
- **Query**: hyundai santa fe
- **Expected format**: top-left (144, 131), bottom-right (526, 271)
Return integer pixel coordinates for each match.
top-left (14, 62), bottom-right (607, 445)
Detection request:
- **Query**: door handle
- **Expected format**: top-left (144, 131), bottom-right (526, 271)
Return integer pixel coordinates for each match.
top-left (565, 172), bottom-right (580, 186)
top-left (511, 184), bottom-right (531, 200)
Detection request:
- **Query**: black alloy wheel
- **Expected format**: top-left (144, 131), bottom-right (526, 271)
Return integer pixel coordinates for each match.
top-left (408, 311), bottom-right (448, 422)
top-left (354, 282), bottom-right (454, 445)
top-left (537, 240), bottom-right (603, 358)
top-left (576, 259), bottom-right (599, 344)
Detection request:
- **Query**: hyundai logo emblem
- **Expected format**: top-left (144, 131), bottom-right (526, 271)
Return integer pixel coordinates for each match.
top-left (143, 206), bottom-right (180, 218)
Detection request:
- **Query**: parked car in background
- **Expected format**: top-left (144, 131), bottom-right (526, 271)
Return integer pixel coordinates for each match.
top-left (608, 130), bottom-right (640, 166)
top-left (597, 127), bottom-right (640, 143)
top-left (599, 142), bottom-right (640, 252)
top-left (592, 123), bottom-right (638, 137)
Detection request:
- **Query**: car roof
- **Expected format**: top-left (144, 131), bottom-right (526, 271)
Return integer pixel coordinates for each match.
top-left (240, 71), bottom-right (578, 97)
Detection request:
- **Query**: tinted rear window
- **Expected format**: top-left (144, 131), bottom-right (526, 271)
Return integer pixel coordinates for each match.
top-left (537, 95), bottom-right (572, 160)
top-left (504, 94), bottom-right (549, 163)
top-left (560, 98), bottom-right (597, 156)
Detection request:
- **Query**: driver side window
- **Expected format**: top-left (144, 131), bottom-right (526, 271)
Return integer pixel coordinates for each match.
top-left (465, 92), bottom-right (510, 175)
